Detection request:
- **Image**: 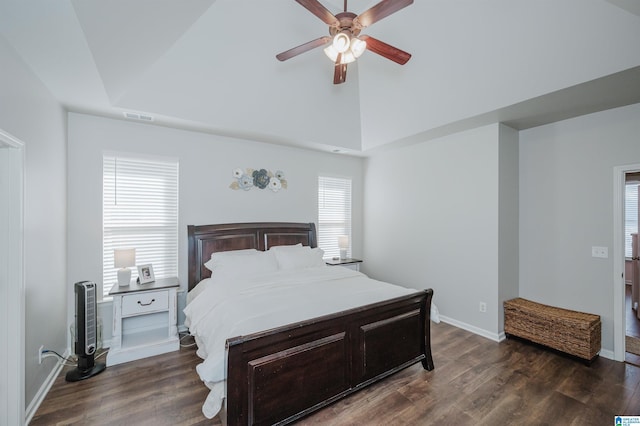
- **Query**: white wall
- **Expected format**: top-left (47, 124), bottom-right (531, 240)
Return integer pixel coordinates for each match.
top-left (363, 123), bottom-right (517, 339)
top-left (0, 35), bottom-right (67, 413)
top-left (519, 103), bottom-right (640, 353)
top-left (67, 113), bottom-right (364, 340)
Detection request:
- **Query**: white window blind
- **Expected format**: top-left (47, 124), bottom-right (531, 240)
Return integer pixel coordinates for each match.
top-left (626, 182), bottom-right (639, 258)
top-left (318, 176), bottom-right (352, 259)
top-left (103, 155), bottom-right (179, 298)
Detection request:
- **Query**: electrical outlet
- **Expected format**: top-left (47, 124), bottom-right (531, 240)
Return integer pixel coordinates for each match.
top-left (38, 345), bottom-right (44, 364)
top-left (479, 302), bottom-right (487, 313)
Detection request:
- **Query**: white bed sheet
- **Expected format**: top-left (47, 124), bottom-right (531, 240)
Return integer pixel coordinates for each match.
top-left (184, 266), bottom-right (439, 419)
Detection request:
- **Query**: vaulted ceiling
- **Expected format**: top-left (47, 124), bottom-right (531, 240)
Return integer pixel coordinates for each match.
top-left (1, 0), bottom-right (639, 154)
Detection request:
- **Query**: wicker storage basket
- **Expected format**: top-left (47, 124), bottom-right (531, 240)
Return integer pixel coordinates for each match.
top-left (504, 298), bottom-right (601, 362)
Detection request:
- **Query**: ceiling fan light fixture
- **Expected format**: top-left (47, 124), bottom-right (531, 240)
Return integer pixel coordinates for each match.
top-left (332, 32), bottom-right (351, 53)
top-left (341, 50), bottom-right (356, 64)
top-left (324, 44), bottom-right (356, 64)
top-left (324, 44), bottom-right (339, 61)
top-left (350, 37), bottom-right (366, 58)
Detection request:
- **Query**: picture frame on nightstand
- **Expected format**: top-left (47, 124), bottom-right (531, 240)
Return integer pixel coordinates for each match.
top-left (137, 264), bottom-right (155, 283)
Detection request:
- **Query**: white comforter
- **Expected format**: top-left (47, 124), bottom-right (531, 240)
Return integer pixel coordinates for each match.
top-left (184, 266), bottom-right (439, 419)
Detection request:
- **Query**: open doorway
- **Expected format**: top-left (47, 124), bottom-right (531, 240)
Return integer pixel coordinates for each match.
top-left (625, 172), bottom-right (640, 365)
top-left (0, 129), bottom-right (25, 425)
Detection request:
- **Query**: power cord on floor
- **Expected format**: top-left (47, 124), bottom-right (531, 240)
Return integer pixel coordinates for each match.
top-left (42, 349), bottom-right (108, 366)
top-left (41, 349), bottom-right (77, 367)
top-left (179, 331), bottom-right (196, 348)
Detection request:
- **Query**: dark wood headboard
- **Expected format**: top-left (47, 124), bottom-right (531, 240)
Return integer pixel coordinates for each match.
top-left (187, 222), bottom-right (317, 291)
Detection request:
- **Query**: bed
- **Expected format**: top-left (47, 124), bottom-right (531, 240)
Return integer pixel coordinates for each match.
top-left (186, 222), bottom-right (435, 425)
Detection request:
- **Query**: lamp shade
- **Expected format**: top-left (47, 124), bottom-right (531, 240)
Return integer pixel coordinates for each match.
top-left (114, 248), bottom-right (136, 268)
top-left (337, 235), bottom-right (349, 249)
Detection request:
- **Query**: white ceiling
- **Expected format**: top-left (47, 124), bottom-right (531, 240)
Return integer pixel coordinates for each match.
top-left (1, 0), bottom-right (639, 155)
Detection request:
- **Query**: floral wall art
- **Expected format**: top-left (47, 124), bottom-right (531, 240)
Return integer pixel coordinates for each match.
top-left (230, 168), bottom-right (287, 192)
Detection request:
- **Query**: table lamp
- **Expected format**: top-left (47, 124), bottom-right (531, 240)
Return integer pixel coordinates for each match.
top-left (338, 235), bottom-right (349, 260)
top-left (114, 248), bottom-right (136, 287)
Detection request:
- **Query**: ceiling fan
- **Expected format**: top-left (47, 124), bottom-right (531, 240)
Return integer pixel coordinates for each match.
top-left (276, 0), bottom-right (413, 84)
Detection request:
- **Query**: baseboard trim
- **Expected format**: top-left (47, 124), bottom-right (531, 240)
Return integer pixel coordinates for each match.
top-left (438, 315), bottom-right (503, 342)
top-left (600, 348), bottom-right (614, 360)
top-left (25, 348), bottom-right (70, 424)
top-left (438, 315), bottom-right (616, 361)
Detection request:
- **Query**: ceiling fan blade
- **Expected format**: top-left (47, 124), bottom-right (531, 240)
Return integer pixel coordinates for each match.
top-left (295, 0), bottom-right (340, 26)
top-left (360, 35), bottom-right (411, 65)
top-left (276, 36), bottom-right (332, 61)
top-left (353, 0), bottom-right (413, 29)
top-left (333, 55), bottom-right (347, 84)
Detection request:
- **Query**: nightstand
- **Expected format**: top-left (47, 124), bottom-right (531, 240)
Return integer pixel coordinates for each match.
top-left (106, 277), bottom-right (179, 366)
top-left (325, 258), bottom-right (363, 272)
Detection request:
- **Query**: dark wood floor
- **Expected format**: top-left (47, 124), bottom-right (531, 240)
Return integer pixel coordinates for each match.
top-left (32, 322), bottom-right (640, 426)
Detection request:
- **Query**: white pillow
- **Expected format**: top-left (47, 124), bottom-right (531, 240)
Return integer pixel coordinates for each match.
top-left (203, 248), bottom-right (259, 271)
top-left (204, 249), bottom-right (278, 277)
top-left (209, 248), bottom-right (258, 259)
top-left (270, 245), bottom-right (326, 270)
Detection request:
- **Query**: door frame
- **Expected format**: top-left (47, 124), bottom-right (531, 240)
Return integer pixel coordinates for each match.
top-left (614, 163), bottom-right (640, 361)
top-left (0, 129), bottom-right (25, 425)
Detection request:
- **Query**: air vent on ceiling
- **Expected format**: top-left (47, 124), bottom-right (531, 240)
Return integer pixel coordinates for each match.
top-left (123, 112), bottom-right (154, 122)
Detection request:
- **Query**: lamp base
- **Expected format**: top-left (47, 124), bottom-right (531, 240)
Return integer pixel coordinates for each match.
top-left (339, 249), bottom-right (347, 260)
top-left (117, 267), bottom-right (131, 287)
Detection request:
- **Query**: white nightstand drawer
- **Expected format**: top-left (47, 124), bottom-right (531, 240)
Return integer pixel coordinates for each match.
top-left (121, 290), bottom-right (168, 316)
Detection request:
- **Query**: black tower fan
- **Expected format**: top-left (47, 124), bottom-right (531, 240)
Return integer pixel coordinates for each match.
top-left (66, 281), bottom-right (106, 382)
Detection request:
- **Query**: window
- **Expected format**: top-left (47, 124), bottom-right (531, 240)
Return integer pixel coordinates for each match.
top-left (626, 182), bottom-right (639, 258)
top-left (318, 176), bottom-right (352, 259)
top-left (102, 154), bottom-right (179, 298)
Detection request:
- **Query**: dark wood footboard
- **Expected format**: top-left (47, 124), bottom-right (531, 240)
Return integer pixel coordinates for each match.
top-left (226, 289), bottom-right (434, 426)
